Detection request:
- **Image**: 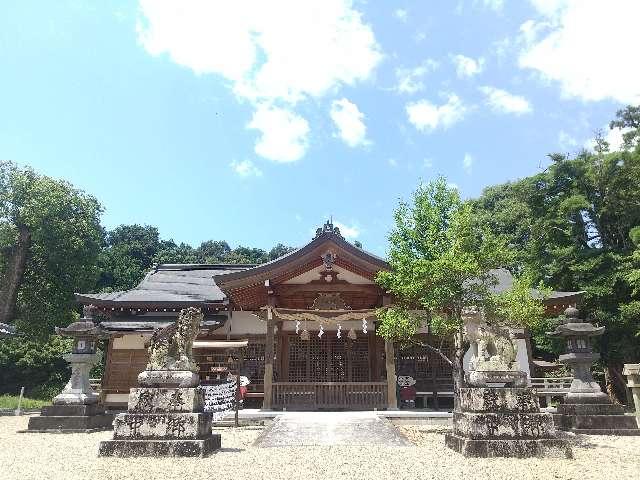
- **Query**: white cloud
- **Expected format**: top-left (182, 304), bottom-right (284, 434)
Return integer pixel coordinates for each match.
top-left (330, 98), bottom-right (369, 147)
top-left (423, 158), bottom-right (433, 168)
top-left (388, 158), bottom-right (398, 167)
top-left (247, 104), bottom-right (310, 162)
top-left (138, 0), bottom-right (382, 104)
top-left (479, 86), bottom-right (532, 114)
top-left (394, 8), bottom-right (408, 22)
top-left (479, 0), bottom-right (505, 11)
top-left (463, 153), bottom-right (473, 174)
top-left (334, 221), bottom-right (360, 239)
top-left (406, 94), bottom-right (467, 132)
top-left (230, 159), bottom-right (263, 177)
top-left (395, 60), bottom-right (438, 94)
top-left (584, 126), bottom-right (632, 152)
top-left (519, 0), bottom-right (640, 104)
top-left (414, 31), bottom-right (427, 43)
top-left (137, 0), bottom-right (382, 162)
top-left (558, 130), bottom-right (578, 151)
top-left (452, 54), bottom-right (484, 78)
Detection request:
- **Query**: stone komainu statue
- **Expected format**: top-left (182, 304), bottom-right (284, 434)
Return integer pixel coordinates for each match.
top-left (472, 324), bottom-right (518, 371)
top-left (145, 307), bottom-right (202, 373)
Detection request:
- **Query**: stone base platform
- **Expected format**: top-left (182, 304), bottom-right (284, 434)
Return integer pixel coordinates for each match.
top-left (556, 402), bottom-right (640, 435)
top-left (98, 385), bottom-right (221, 457)
top-left (23, 404), bottom-right (113, 433)
top-left (446, 387), bottom-right (572, 458)
top-left (99, 435), bottom-right (221, 457)
top-left (445, 433), bottom-right (572, 458)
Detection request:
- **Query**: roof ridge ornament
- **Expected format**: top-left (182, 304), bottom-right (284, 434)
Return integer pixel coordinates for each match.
top-left (314, 220), bottom-right (343, 239)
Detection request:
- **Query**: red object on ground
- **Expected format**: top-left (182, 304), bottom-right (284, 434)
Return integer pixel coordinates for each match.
top-left (237, 385), bottom-right (248, 400)
top-left (400, 386), bottom-right (416, 401)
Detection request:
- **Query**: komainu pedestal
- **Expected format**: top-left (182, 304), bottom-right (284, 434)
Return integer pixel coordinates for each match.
top-left (99, 307), bottom-right (220, 457)
top-left (445, 387), bottom-right (572, 458)
top-left (98, 384), bottom-right (220, 457)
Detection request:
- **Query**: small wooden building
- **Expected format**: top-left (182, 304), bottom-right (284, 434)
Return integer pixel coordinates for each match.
top-left (76, 221), bottom-right (582, 410)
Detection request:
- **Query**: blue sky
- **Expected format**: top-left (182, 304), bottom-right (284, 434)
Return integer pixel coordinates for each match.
top-left (2, 1), bottom-right (638, 256)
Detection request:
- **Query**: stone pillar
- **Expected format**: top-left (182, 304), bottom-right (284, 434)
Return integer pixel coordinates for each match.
top-left (623, 364), bottom-right (640, 418)
top-left (53, 352), bottom-right (100, 405)
top-left (385, 340), bottom-right (398, 410)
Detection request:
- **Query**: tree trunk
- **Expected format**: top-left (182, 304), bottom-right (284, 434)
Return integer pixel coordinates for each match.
top-left (0, 224), bottom-right (30, 324)
top-left (452, 326), bottom-right (465, 411)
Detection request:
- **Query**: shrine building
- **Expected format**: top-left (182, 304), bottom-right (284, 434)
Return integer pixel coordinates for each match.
top-left (76, 221), bottom-right (582, 411)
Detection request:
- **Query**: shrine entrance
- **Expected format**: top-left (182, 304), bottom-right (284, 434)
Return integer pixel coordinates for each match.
top-left (213, 222), bottom-right (398, 410)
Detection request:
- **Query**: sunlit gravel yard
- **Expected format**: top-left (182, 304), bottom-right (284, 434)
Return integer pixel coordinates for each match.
top-left (1, 415), bottom-right (639, 480)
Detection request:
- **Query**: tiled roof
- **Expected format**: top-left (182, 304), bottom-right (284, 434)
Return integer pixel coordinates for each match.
top-left (76, 264), bottom-right (253, 306)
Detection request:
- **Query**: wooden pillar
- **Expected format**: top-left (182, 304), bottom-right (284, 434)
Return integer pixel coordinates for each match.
top-left (263, 291), bottom-right (275, 410)
top-left (385, 340), bottom-right (398, 410)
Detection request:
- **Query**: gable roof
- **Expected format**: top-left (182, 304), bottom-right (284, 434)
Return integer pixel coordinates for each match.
top-left (214, 223), bottom-right (389, 293)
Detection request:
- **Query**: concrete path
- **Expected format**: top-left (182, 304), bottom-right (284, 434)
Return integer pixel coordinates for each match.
top-left (254, 411), bottom-right (411, 447)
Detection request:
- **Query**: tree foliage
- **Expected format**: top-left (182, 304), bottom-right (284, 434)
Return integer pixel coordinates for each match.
top-left (375, 178), bottom-right (526, 390)
top-left (473, 109), bottom-right (640, 388)
top-left (0, 161), bottom-right (104, 338)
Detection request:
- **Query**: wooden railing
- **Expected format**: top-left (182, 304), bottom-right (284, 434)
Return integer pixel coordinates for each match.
top-left (529, 377), bottom-right (573, 393)
top-left (529, 377), bottom-right (573, 407)
top-left (272, 382), bottom-right (388, 410)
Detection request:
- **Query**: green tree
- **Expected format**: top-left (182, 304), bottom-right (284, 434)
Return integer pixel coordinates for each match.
top-left (474, 111), bottom-right (640, 395)
top-left (375, 178), bottom-right (518, 394)
top-left (97, 224), bottom-right (162, 292)
top-left (0, 161), bottom-right (103, 337)
top-left (609, 105), bottom-right (640, 150)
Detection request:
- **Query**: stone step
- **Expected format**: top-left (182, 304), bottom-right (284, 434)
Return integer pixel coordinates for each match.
top-left (557, 403), bottom-right (625, 416)
top-left (25, 414), bottom-right (113, 432)
top-left (560, 414), bottom-right (639, 430)
top-left (570, 428), bottom-right (640, 436)
top-left (113, 412), bottom-right (212, 440)
top-left (445, 433), bottom-right (572, 458)
top-left (41, 404), bottom-right (105, 417)
top-left (99, 436), bottom-right (221, 457)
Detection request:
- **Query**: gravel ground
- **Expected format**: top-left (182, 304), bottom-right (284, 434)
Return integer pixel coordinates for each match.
top-left (1, 415), bottom-right (639, 480)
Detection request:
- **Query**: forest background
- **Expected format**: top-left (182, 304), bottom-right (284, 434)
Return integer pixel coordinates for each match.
top-left (1, 106), bottom-right (639, 400)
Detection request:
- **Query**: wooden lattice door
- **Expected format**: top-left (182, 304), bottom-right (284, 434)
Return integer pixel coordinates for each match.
top-left (287, 334), bottom-right (370, 382)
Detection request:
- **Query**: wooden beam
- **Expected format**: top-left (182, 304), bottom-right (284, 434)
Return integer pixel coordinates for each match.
top-left (274, 283), bottom-right (381, 295)
top-left (385, 339), bottom-right (398, 410)
top-left (263, 293), bottom-right (275, 410)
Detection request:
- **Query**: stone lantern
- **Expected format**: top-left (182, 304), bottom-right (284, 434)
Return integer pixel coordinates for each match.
top-left (26, 305), bottom-right (113, 432)
top-left (548, 306), bottom-right (607, 402)
top-left (548, 307), bottom-right (639, 435)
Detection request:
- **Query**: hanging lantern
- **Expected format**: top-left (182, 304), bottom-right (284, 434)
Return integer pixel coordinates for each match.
top-left (348, 328), bottom-right (357, 340)
top-left (362, 318), bottom-right (368, 334)
top-left (300, 329), bottom-right (310, 341)
top-left (337, 324), bottom-right (342, 339)
top-left (318, 324), bottom-right (324, 338)
top-left (295, 320), bottom-right (301, 334)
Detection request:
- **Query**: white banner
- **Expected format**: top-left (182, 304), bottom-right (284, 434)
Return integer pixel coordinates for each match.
top-left (200, 379), bottom-right (237, 422)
